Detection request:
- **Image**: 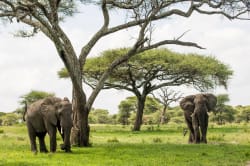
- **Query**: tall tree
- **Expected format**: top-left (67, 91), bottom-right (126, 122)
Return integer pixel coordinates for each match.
top-left (59, 48), bottom-right (233, 130)
top-left (1, 0), bottom-right (249, 145)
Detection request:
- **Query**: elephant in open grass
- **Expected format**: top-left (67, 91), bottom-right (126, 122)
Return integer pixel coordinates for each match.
top-left (23, 97), bottom-right (73, 153)
top-left (180, 93), bottom-right (217, 144)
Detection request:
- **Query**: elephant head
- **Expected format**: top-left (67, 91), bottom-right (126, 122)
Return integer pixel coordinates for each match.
top-left (41, 97), bottom-right (73, 152)
top-left (180, 95), bottom-right (196, 113)
top-left (203, 93), bottom-right (217, 112)
top-left (180, 93), bottom-right (217, 113)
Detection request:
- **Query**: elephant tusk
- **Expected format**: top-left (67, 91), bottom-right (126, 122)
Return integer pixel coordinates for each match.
top-left (61, 128), bottom-right (63, 134)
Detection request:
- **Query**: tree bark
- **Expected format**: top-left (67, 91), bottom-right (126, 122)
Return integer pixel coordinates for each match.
top-left (160, 106), bottom-right (167, 124)
top-left (133, 96), bottom-right (146, 131)
top-left (70, 88), bottom-right (90, 147)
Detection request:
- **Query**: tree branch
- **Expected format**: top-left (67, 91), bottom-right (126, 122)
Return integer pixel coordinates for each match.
top-left (79, 0), bottom-right (110, 68)
top-left (106, 0), bottom-right (144, 9)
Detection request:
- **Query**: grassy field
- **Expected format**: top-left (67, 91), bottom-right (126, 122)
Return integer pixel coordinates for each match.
top-left (0, 123), bottom-right (250, 166)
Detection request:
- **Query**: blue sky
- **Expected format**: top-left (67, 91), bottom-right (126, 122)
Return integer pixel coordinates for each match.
top-left (1, 4), bottom-right (250, 113)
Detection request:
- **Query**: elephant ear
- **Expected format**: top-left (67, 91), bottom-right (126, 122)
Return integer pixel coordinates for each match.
top-left (179, 95), bottom-right (195, 112)
top-left (41, 103), bottom-right (58, 126)
top-left (203, 93), bottom-right (217, 112)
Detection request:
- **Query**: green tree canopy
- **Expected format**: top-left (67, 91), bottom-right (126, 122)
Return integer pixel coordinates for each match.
top-left (88, 108), bottom-right (112, 124)
top-left (59, 48), bottom-right (233, 91)
top-left (19, 90), bottom-right (55, 106)
top-left (0, 113), bottom-right (19, 126)
top-left (236, 106), bottom-right (250, 123)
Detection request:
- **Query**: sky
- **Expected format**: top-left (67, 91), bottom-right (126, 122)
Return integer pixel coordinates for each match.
top-left (0, 4), bottom-right (250, 114)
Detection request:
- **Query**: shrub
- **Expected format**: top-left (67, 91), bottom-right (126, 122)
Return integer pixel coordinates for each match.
top-left (208, 134), bottom-right (225, 142)
top-left (16, 136), bottom-right (25, 141)
top-left (152, 137), bottom-right (162, 143)
top-left (107, 137), bottom-right (119, 143)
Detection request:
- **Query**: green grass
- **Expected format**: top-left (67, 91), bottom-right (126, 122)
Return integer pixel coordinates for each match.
top-left (0, 124), bottom-right (250, 165)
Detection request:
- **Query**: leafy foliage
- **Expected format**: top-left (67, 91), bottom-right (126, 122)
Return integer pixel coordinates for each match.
top-left (88, 108), bottom-right (115, 124)
top-left (59, 48), bottom-right (233, 91)
top-left (235, 106), bottom-right (250, 123)
top-left (0, 113), bottom-right (20, 126)
top-left (19, 90), bottom-right (55, 106)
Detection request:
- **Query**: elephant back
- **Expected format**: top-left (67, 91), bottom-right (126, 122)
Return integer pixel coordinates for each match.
top-left (42, 97), bottom-right (62, 105)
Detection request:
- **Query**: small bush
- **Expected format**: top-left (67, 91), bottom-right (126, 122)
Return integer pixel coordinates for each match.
top-left (243, 128), bottom-right (250, 133)
top-left (1, 134), bottom-right (8, 139)
top-left (107, 137), bottom-right (119, 143)
top-left (0, 129), bottom-right (4, 134)
top-left (200, 152), bottom-right (208, 156)
top-left (16, 136), bottom-right (25, 141)
top-left (208, 134), bottom-right (225, 142)
top-left (152, 137), bottom-right (162, 143)
top-left (141, 139), bottom-right (146, 144)
top-left (147, 126), bottom-right (154, 131)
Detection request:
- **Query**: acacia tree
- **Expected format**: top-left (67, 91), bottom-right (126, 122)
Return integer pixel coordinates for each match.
top-left (0, 0), bottom-right (249, 146)
top-left (152, 88), bottom-right (182, 124)
top-left (59, 48), bottom-right (233, 130)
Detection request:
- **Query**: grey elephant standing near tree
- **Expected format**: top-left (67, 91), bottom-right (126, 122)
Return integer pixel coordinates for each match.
top-left (180, 93), bottom-right (217, 144)
top-left (23, 96), bottom-right (73, 153)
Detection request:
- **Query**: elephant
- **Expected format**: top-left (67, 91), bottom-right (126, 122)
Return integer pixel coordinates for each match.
top-left (180, 93), bottom-right (217, 144)
top-left (23, 96), bottom-right (73, 153)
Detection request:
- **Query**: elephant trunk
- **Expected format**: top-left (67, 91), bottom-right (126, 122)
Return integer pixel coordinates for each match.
top-left (60, 126), bottom-right (72, 152)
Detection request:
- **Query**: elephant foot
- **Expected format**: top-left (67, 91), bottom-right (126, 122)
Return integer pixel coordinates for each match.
top-left (201, 138), bottom-right (207, 144)
top-left (201, 140), bottom-right (207, 144)
top-left (65, 149), bottom-right (72, 153)
top-left (60, 144), bottom-right (66, 150)
top-left (40, 149), bottom-right (48, 153)
top-left (60, 144), bottom-right (72, 152)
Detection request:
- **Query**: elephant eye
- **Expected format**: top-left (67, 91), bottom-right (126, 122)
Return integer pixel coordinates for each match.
top-left (56, 104), bottom-right (62, 109)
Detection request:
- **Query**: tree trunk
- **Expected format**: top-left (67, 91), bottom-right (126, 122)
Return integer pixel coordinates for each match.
top-left (70, 88), bottom-right (90, 147)
top-left (133, 96), bottom-right (146, 131)
top-left (160, 106), bottom-right (167, 124)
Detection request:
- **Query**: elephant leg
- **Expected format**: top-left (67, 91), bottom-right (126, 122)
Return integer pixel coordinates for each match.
top-left (48, 126), bottom-right (57, 152)
top-left (199, 113), bottom-right (208, 143)
top-left (192, 114), bottom-right (200, 144)
top-left (184, 113), bottom-right (195, 143)
top-left (188, 132), bottom-right (194, 143)
top-left (27, 122), bottom-right (37, 153)
top-left (38, 132), bottom-right (48, 152)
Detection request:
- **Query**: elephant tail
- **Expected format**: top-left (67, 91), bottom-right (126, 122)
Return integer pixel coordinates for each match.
top-left (23, 101), bottom-right (28, 122)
